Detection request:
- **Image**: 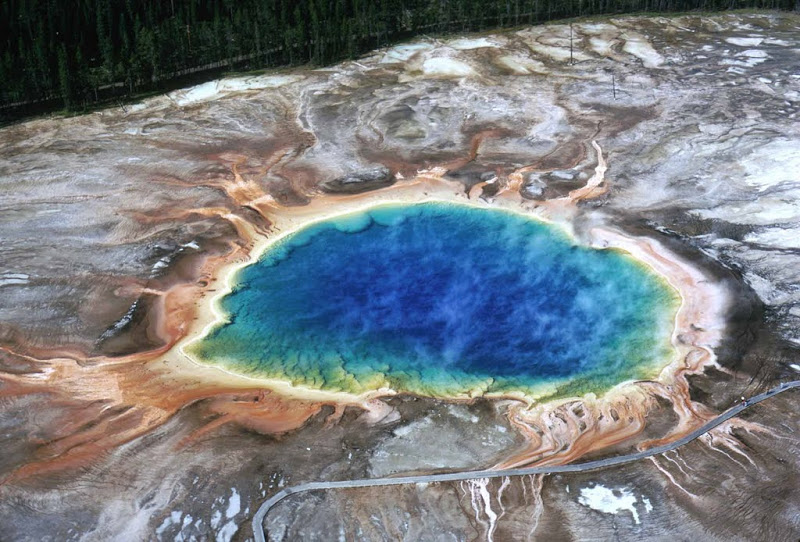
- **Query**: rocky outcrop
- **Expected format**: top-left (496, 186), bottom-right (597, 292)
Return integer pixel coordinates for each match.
top-left (321, 167), bottom-right (395, 194)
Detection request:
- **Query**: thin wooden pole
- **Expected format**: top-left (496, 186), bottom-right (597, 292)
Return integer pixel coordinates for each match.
top-left (569, 23), bottom-right (574, 65)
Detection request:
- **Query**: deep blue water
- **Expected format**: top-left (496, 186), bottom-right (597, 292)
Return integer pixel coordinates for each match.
top-left (190, 202), bottom-right (678, 397)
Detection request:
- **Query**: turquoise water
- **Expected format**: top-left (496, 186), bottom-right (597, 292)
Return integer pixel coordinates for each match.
top-left (189, 202), bottom-right (679, 398)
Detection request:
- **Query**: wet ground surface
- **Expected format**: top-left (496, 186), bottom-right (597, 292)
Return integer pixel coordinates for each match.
top-left (0, 11), bottom-right (799, 542)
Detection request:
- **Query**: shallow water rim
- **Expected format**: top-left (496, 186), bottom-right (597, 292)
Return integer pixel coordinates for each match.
top-left (174, 193), bottom-right (712, 406)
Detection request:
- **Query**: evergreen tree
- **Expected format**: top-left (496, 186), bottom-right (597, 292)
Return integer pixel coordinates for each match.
top-left (57, 44), bottom-right (72, 110)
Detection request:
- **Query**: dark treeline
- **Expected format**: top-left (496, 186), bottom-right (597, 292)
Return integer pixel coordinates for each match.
top-left (1, 0), bottom-right (796, 121)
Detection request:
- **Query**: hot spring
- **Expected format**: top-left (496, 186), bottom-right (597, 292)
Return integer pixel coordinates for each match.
top-left (188, 202), bottom-right (680, 399)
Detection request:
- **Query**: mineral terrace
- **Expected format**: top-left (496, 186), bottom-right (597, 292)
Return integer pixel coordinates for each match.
top-left (0, 12), bottom-right (799, 542)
